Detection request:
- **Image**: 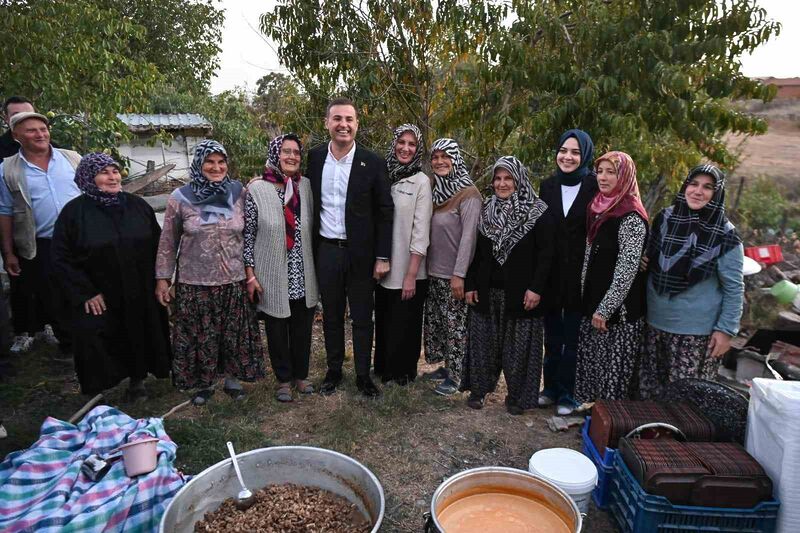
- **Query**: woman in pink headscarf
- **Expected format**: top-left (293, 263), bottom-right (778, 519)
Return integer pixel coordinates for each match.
top-left (574, 151), bottom-right (649, 404)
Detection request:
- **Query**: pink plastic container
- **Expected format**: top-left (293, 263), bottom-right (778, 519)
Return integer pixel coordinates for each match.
top-left (118, 437), bottom-right (159, 476)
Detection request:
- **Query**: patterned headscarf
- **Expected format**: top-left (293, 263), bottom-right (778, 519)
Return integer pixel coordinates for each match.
top-left (479, 156), bottom-right (549, 265)
top-left (262, 133), bottom-right (303, 250)
top-left (430, 138), bottom-right (474, 207)
top-left (587, 151), bottom-right (648, 243)
top-left (177, 139), bottom-right (242, 223)
top-left (385, 124), bottom-right (424, 184)
top-left (188, 140), bottom-right (231, 202)
top-left (555, 129), bottom-right (595, 186)
top-left (648, 164), bottom-right (741, 295)
top-left (74, 153), bottom-right (122, 206)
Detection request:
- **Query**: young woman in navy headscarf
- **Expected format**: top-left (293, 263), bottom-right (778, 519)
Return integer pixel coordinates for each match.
top-left (537, 129), bottom-right (597, 415)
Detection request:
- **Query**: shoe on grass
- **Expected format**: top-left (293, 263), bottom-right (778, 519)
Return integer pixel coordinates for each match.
top-left (191, 388), bottom-right (214, 406)
top-left (294, 379), bottom-right (314, 394)
top-left (10, 334), bottom-right (33, 354)
top-left (434, 377), bottom-right (459, 396)
top-left (36, 324), bottom-right (60, 346)
top-left (467, 393), bottom-right (484, 410)
top-left (276, 382), bottom-right (293, 402)
top-left (422, 367), bottom-right (448, 381)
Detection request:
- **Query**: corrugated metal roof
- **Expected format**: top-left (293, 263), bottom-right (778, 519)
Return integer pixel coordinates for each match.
top-left (117, 113), bottom-right (212, 132)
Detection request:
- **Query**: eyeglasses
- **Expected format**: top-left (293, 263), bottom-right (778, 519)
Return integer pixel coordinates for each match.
top-left (280, 148), bottom-right (301, 157)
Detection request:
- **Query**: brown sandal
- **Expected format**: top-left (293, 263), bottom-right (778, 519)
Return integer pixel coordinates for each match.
top-left (294, 379), bottom-right (314, 395)
top-left (276, 383), bottom-right (293, 402)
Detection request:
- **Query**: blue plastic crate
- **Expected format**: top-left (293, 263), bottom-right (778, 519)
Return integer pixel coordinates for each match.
top-left (609, 452), bottom-right (780, 533)
top-left (581, 416), bottom-right (617, 509)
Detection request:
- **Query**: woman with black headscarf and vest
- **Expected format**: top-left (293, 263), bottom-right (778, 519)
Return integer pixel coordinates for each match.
top-left (462, 156), bottom-right (554, 413)
top-left (244, 134), bottom-right (318, 403)
top-left (156, 140), bottom-right (265, 406)
top-left (374, 124), bottom-right (432, 385)
top-left (639, 164), bottom-right (743, 399)
top-left (52, 153), bottom-right (171, 400)
top-left (537, 129), bottom-right (597, 416)
top-left (423, 138), bottom-right (482, 395)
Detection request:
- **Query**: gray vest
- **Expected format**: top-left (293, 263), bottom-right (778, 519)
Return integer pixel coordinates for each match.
top-left (1, 148), bottom-right (81, 259)
top-left (248, 178), bottom-right (318, 318)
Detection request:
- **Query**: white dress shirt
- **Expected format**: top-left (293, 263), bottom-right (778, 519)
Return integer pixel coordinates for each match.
top-left (319, 142), bottom-right (356, 240)
top-left (561, 183), bottom-right (581, 217)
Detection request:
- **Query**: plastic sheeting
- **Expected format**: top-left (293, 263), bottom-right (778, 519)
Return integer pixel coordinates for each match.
top-left (745, 378), bottom-right (800, 533)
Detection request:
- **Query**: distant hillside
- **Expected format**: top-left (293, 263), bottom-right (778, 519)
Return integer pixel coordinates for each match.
top-left (727, 99), bottom-right (800, 187)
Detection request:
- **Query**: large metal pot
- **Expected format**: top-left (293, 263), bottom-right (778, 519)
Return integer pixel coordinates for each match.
top-left (159, 446), bottom-right (384, 533)
top-left (425, 466), bottom-right (583, 532)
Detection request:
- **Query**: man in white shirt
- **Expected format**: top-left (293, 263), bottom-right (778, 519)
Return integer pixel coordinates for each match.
top-left (307, 98), bottom-right (394, 397)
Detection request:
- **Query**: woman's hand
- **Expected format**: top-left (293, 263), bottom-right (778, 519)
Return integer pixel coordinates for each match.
top-left (450, 276), bottom-right (465, 300)
top-left (523, 290), bottom-right (541, 311)
top-left (155, 279), bottom-right (172, 307)
top-left (247, 277), bottom-right (263, 304)
top-left (639, 255), bottom-right (649, 273)
top-left (591, 312), bottom-right (608, 332)
top-left (401, 274), bottom-right (416, 301)
top-left (465, 291), bottom-right (479, 306)
top-left (708, 331), bottom-right (732, 358)
top-left (85, 294), bottom-right (106, 316)
top-left (373, 259), bottom-right (390, 281)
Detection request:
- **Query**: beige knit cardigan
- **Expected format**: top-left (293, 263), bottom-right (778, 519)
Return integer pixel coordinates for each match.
top-left (247, 177), bottom-right (318, 318)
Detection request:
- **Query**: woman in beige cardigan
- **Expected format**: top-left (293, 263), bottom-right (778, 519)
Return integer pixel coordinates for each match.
top-left (244, 134), bottom-right (318, 402)
top-left (374, 124), bottom-right (432, 385)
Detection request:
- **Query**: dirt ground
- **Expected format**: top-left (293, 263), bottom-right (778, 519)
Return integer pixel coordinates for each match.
top-left (0, 318), bottom-right (617, 532)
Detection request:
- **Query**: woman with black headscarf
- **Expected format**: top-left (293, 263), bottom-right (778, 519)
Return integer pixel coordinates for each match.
top-left (374, 124), bottom-right (432, 385)
top-left (462, 156), bottom-right (554, 413)
top-left (52, 153), bottom-right (170, 399)
top-left (538, 129), bottom-right (597, 415)
top-left (423, 138), bottom-right (482, 395)
top-left (156, 140), bottom-right (265, 405)
top-left (639, 164), bottom-right (743, 399)
top-left (244, 133), bottom-right (318, 402)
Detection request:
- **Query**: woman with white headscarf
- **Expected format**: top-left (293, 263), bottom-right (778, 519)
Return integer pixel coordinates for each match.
top-left (462, 156), bottom-right (554, 413)
top-left (422, 138), bottom-right (482, 395)
top-left (156, 140), bottom-right (265, 405)
top-left (374, 124), bottom-right (432, 385)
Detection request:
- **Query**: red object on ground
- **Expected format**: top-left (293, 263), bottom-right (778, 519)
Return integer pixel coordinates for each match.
top-left (744, 244), bottom-right (783, 265)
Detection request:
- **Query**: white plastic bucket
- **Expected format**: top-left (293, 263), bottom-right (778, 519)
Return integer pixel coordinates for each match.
top-left (529, 448), bottom-right (597, 514)
top-left (119, 437), bottom-right (159, 476)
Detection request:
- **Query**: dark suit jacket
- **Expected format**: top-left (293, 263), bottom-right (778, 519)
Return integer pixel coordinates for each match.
top-left (539, 173), bottom-right (598, 311)
top-left (306, 143), bottom-right (394, 279)
top-left (465, 212), bottom-right (555, 318)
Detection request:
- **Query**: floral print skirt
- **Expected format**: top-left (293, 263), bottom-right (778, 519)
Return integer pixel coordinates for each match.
top-left (638, 325), bottom-right (713, 400)
top-left (460, 289), bottom-right (544, 409)
top-left (574, 317), bottom-right (644, 404)
top-left (423, 276), bottom-right (468, 377)
top-left (172, 282), bottom-right (266, 390)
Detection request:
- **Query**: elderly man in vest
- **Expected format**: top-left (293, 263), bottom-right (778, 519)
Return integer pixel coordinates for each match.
top-left (0, 111), bottom-right (81, 359)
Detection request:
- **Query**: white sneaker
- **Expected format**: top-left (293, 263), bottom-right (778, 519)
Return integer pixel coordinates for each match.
top-left (10, 334), bottom-right (34, 354)
top-left (538, 394), bottom-right (555, 407)
top-left (0, 424), bottom-right (7, 439)
top-left (36, 324), bottom-right (60, 346)
top-left (557, 404), bottom-right (575, 416)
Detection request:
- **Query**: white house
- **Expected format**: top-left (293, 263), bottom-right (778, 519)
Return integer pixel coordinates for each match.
top-left (116, 113), bottom-right (212, 182)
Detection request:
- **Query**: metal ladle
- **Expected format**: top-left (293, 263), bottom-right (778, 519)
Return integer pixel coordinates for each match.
top-left (226, 441), bottom-right (255, 510)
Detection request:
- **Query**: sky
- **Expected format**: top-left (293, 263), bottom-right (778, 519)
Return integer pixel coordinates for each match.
top-left (211, 0), bottom-right (800, 95)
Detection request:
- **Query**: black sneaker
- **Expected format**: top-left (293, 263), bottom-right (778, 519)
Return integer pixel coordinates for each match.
top-left (467, 393), bottom-right (485, 410)
top-left (319, 371), bottom-right (342, 396)
top-left (434, 377), bottom-right (459, 396)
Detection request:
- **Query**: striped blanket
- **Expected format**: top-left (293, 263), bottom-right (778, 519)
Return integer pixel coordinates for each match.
top-left (0, 405), bottom-right (186, 532)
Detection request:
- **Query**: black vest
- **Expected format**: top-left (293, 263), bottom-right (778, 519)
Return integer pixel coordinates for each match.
top-left (582, 213), bottom-right (648, 325)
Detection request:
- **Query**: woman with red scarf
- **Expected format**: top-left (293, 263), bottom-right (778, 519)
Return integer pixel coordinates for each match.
top-left (574, 151), bottom-right (648, 404)
top-left (244, 134), bottom-right (319, 402)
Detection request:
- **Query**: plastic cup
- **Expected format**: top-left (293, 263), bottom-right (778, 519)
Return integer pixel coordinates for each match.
top-left (118, 437), bottom-right (159, 476)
